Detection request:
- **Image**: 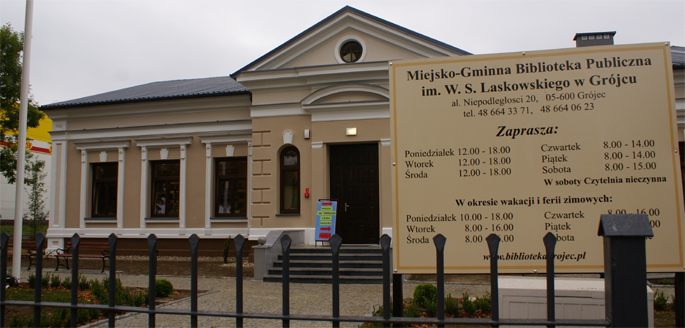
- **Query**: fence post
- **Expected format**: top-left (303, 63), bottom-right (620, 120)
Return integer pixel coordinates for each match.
top-left (1, 232), bottom-right (9, 328)
top-left (392, 273), bottom-right (403, 324)
top-left (281, 234), bottom-right (292, 328)
top-left (234, 234), bottom-right (246, 328)
top-left (380, 234), bottom-right (391, 326)
top-left (598, 214), bottom-right (653, 327)
top-left (108, 233), bottom-right (118, 327)
top-left (69, 234), bottom-right (80, 327)
top-left (33, 233), bottom-right (45, 327)
top-left (147, 234), bottom-right (158, 328)
top-left (543, 232), bottom-right (557, 328)
top-left (486, 234), bottom-right (501, 324)
top-left (189, 234), bottom-right (200, 328)
top-left (433, 234), bottom-right (446, 328)
top-left (676, 272), bottom-right (684, 328)
top-left (329, 234), bottom-right (342, 328)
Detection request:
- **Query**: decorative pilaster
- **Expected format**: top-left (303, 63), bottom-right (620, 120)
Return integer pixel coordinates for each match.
top-left (79, 150), bottom-right (88, 228)
top-left (140, 146), bottom-right (148, 230)
top-left (179, 145), bottom-right (187, 230)
top-left (117, 148), bottom-right (125, 229)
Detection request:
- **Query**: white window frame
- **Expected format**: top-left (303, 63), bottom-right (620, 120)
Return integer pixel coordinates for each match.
top-left (74, 140), bottom-right (130, 229)
top-left (135, 137), bottom-right (192, 231)
top-left (200, 134), bottom-right (252, 233)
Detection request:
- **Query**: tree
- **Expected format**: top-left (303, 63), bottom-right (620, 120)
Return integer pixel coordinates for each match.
top-left (1, 23), bottom-right (45, 183)
top-left (24, 157), bottom-right (47, 239)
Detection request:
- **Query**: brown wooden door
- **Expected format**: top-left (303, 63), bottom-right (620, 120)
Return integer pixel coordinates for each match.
top-left (330, 143), bottom-right (380, 244)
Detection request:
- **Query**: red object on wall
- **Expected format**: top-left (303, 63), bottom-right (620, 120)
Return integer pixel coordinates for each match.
top-left (304, 188), bottom-right (310, 198)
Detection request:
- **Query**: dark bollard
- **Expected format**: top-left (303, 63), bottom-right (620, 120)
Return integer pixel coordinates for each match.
top-left (598, 214), bottom-right (653, 327)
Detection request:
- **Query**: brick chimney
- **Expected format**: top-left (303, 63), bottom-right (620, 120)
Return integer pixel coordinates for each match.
top-left (573, 32), bottom-right (616, 47)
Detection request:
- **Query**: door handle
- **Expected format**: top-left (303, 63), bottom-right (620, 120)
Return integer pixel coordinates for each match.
top-left (345, 203), bottom-right (350, 212)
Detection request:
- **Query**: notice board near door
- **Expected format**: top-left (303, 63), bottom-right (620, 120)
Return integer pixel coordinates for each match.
top-left (315, 199), bottom-right (337, 241)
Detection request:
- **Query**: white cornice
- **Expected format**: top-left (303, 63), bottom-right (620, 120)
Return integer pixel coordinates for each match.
top-left (135, 136), bottom-right (193, 148)
top-left (250, 103), bottom-right (307, 118)
top-left (200, 134), bottom-right (252, 144)
top-left (305, 101), bottom-right (389, 122)
top-left (51, 120), bottom-right (252, 142)
top-left (301, 84), bottom-right (388, 105)
top-left (45, 95), bottom-right (252, 121)
top-left (237, 61), bottom-right (389, 91)
top-left (74, 140), bottom-right (130, 150)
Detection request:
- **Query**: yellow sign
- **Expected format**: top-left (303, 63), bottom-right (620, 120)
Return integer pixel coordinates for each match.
top-left (390, 43), bottom-right (683, 273)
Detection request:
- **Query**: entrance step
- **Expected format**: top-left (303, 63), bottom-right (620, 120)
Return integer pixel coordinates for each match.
top-left (263, 245), bottom-right (384, 284)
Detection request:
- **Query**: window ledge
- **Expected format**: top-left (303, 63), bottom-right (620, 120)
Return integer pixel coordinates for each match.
top-left (145, 217), bottom-right (180, 223)
top-left (210, 217), bottom-right (248, 222)
top-left (276, 213), bottom-right (300, 217)
top-left (84, 217), bottom-right (116, 222)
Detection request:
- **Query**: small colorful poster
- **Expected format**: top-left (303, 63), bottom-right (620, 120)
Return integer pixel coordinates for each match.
top-left (315, 200), bottom-right (337, 241)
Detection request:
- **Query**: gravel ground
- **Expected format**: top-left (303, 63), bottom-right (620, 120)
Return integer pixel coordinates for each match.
top-left (12, 270), bottom-right (676, 328)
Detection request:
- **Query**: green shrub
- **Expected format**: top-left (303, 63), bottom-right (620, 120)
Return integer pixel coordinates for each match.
top-left (462, 291), bottom-right (476, 316)
top-left (404, 303), bottom-right (420, 317)
top-left (475, 291), bottom-right (491, 314)
top-left (155, 279), bottom-right (174, 298)
top-left (445, 293), bottom-right (460, 317)
top-left (413, 283), bottom-right (437, 308)
top-left (27, 272), bottom-right (36, 289)
top-left (424, 299), bottom-right (437, 317)
top-left (9, 313), bottom-right (31, 327)
top-left (41, 273), bottom-right (50, 288)
top-left (61, 276), bottom-right (72, 289)
top-left (78, 273), bottom-right (89, 290)
top-left (654, 290), bottom-right (669, 311)
top-left (50, 274), bottom-right (61, 288)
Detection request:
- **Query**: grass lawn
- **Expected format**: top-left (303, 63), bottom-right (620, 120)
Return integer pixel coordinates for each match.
top-left (0, 224), bottom-right (47, 238)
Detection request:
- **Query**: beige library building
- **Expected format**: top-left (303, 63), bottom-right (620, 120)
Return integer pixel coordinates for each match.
top-left (41, 6), bottom-right (685, 259)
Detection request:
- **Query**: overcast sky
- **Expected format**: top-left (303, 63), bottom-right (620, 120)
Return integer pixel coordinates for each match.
top-left (1, 0), bottom-right (684, 107)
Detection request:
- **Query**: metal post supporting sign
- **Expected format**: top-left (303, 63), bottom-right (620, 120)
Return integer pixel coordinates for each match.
top-left (315, 199), bottom-right (337, 245)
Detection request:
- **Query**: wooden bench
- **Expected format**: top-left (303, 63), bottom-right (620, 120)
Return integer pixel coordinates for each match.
top-left (55, 241), bottom-right (110, 273)
top-left (2, 241), bottom-right (40, 270)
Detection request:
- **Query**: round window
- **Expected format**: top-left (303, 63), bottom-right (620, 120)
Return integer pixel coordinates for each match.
top-left (339, 40), bottom-right (363, 63)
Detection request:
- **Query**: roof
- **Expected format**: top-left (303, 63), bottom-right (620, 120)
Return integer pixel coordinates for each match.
top-left (673, 46), bottom-right (685, 69)
top-left (230, 6), bottom-right (471, 78)
top-left (41, 76), bottom-right (248, 110)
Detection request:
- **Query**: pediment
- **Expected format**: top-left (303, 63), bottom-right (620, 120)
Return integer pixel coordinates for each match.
top-left (233, 7), bottom-right (469, 77)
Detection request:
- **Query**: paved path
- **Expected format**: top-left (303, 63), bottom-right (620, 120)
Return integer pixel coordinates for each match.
top-left (12, 269), bottom-right (675, 328)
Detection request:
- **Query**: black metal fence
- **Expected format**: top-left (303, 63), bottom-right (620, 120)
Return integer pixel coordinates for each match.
top-left (0, 214), bottom-right (662, 327)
